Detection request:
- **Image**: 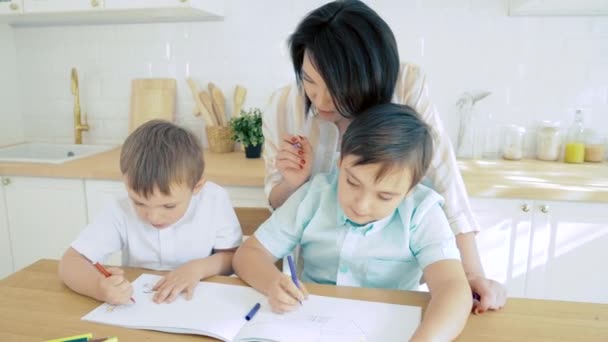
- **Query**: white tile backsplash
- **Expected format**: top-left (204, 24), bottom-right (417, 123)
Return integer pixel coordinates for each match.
top-left (1, 0), bottom-right (607, 151)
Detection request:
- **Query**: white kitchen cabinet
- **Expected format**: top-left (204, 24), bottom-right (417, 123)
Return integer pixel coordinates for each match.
top-left (23, 0), bottom-right (103, 13)
top-left (471, 198), bottom-right (532, 298)
top-left (509, 0), bottom-right (608, 16)
top-left (104, 0), bottom-right (221, 12)
top-left (526, 201), bottom-right (608, 304)
top-left (85, 179), bottom-right (126, 222)
top-left (3, 176), bottom-right (87, 271)
top-left (0, 177), bottom-right (14, 278)
top-left (0, 0), bottom-right (23, 15)
top-left (472, 197), bottom-right (608, 304)
top-left (6, 0), bottom-right (223, 26)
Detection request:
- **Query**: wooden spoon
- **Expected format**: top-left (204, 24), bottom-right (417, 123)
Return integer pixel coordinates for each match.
top-left (233, 85), bottom-right (247, 119)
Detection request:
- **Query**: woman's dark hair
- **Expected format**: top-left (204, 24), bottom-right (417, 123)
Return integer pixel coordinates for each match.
top-left (289, 0), bottom-right (400, 118)
top-left (341, 104), bottom-right (434, 188)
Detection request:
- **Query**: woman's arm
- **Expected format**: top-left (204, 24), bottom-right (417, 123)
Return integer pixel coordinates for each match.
top-left (398, 63), bottom-right (507, 311)
top-left (263, 85), bottom-right (314, 209)
top-left (411, 260), bottom-right (472, 342)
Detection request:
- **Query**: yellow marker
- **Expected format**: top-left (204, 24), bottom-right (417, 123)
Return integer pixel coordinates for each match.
top-left (44, 333), bottom-right (93, 342)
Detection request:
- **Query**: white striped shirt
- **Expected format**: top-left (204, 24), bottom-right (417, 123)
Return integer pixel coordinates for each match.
top-left (262, 62), bottom-right (479, 234)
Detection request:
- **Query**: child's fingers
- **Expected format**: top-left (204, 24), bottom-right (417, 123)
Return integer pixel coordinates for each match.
top-left (165, 283), bottom-right (187, 303)
top-left (185, 284), bottom-right (195, 300)
top-left (106, 267), bottom-right (124, 275)
top-left (299, 282), bottom-right (310, 299)
top-left (105, 274), bottom-right (125, 286)
top-left (152, 277), bottom-right (166, 291)
top-left (115, 279), bottom-right (132, 292)
top-left (280, 275), bottom-right (306, 303)
top-left (153, 284), bottom-right (174, 303)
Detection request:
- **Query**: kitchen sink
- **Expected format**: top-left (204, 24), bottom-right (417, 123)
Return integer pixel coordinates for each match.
top-left (0, 142), bottom-right (116, 164)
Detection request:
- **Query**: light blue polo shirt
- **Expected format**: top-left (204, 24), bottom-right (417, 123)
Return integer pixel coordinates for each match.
top-left (255, 171), bottom-right (461, 291)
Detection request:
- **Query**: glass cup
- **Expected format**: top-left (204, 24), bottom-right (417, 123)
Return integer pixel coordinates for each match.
top-left (502, 125), bottom-right (526, 161)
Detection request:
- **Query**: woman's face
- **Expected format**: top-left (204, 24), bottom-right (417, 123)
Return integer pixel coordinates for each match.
top-left (301, 50), bottom-right (346, 124)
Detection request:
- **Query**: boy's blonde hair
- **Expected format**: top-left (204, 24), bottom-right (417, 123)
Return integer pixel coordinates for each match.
top-left (120, 120), bottom-right (204, 198)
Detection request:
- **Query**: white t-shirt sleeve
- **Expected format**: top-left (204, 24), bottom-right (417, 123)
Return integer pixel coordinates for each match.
top-left (71, 200), bottom-right (124, 263)
top-left (211, 186), bottom-right (243, 250)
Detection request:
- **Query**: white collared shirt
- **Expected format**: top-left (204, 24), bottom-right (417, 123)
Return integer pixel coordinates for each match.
top-left (262, 62), bottom-right (479, 234)
top-left (72, 181), bottom-right (242, 270)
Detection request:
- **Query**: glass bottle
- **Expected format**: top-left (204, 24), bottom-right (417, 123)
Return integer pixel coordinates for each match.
top-left (564, 109), bottom-right (585, 164)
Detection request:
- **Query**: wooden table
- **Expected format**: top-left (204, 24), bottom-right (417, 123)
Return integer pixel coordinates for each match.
top-left (1, 260), bottom-right (607, 341)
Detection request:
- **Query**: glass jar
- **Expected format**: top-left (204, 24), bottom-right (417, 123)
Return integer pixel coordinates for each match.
top-left (536, 121), bottom-right (561, 161)
top-left (502, 125), bottom-right (526, 160)
top-left (584, 129), bottom-right (605, 163)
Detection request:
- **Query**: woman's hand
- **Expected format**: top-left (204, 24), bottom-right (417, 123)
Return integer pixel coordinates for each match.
top-left (275, 134), bottom-right (313, 190)
top-left (152, 261), bottom-right (202, 303)
top-left (469, 275), bottom-right (507, 314)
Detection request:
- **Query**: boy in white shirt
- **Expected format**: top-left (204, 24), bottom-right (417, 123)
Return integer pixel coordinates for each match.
top-left (59, 120), bottom-right (242, 305)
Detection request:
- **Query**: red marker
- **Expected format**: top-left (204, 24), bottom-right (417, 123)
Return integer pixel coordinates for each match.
top-left (94, 262), bottom-right (136, 303)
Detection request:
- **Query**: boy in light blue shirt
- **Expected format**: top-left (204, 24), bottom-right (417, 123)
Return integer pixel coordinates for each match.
top-left (234, 104), bottom-right (471, 341)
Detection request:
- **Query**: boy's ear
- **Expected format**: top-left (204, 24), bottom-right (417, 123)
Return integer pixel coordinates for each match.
top-left (192, 176), bottom-right (206, 195)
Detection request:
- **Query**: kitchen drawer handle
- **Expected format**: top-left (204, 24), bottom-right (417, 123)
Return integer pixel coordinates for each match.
top-left (2, 178), bottom-right (10, 186)
top-left (540, 205), bottom-right (550, 214)
top-left (521, 203), bottom-right (531, 212)
top-left (10, 2), bottom-right (19, 11)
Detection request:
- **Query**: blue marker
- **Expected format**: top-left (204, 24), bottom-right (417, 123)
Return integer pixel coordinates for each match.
top-left (245, 302), bottom-right (261, 321)
top-left (287, 255), bottom-right (303, 305)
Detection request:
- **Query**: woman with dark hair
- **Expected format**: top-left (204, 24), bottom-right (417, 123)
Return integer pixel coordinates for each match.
top-left (262, 0), bottom-right (506, 313)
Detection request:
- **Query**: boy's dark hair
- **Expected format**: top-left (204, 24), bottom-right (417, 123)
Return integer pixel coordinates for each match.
top-left (120, 120), bottom-right (204, 198)
top-left (289, 0), bottom-right (399, 118)
top-left (341, 104), bottom-right (433, 188)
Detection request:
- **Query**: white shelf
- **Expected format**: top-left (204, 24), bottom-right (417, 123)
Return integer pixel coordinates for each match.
top-left (509, 0), bottom-right (608, 16)
top-left (0, 0), bottom-right (224, 27)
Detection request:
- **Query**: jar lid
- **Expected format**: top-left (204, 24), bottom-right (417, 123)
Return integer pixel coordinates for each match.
top-left (506, 124), bottom-right (526, 133)
top-left (539, 120), bottom-right (560, 128)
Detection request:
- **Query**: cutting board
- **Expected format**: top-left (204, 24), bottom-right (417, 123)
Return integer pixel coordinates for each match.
top-left (129, 79), bottom-right (176, 133)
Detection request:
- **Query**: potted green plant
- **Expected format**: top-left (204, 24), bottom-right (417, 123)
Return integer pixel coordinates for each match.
top-left (229, 107), bottom-right (264, 158)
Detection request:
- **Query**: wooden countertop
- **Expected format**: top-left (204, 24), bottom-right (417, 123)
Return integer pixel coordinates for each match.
top-left (0, 147), bottom-right (265, 187)
top-left (0, 146), bottom-right (607, 202)
top-left (1, 260), bottom-right (607, 341)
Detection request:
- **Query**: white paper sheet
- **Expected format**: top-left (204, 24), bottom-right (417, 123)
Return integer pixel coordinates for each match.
top-left (82, 274), bottom-right (421, 342)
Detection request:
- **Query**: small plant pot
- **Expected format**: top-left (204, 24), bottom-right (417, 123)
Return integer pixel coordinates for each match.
top-left (244, 144), bottom-right (262, 159)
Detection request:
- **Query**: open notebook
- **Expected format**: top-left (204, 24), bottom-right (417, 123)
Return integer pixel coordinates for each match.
top-left (82, 274), bottom-right (421, 342)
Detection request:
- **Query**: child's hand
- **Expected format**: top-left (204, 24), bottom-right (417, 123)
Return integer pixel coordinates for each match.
top-left (98, 267), bottom-right (133, 305)
top-left (276, 134), bottom-right (313, 190)
top-left (152, 262), bottom-right (202, 303)
top-left (268, 273), bottom-right (309, 313)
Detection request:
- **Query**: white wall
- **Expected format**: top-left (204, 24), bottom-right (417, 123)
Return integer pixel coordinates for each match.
top-left (0, 24), bottom-right (23, 146)
top-left (9, 0), bottom-right (608, 151)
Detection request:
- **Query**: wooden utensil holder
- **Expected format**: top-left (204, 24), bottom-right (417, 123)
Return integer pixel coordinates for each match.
top-left (206, 126), bottom-right (234, 153)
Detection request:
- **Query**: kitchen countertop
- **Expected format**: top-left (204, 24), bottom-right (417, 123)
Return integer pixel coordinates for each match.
top-left (0, 147), bottom-right (264, 187)
top-left (0, 147), bottom-right (606, 202)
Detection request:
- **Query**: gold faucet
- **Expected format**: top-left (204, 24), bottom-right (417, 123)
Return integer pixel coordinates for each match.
top-left (71, 67), bottom-right (89, 144)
